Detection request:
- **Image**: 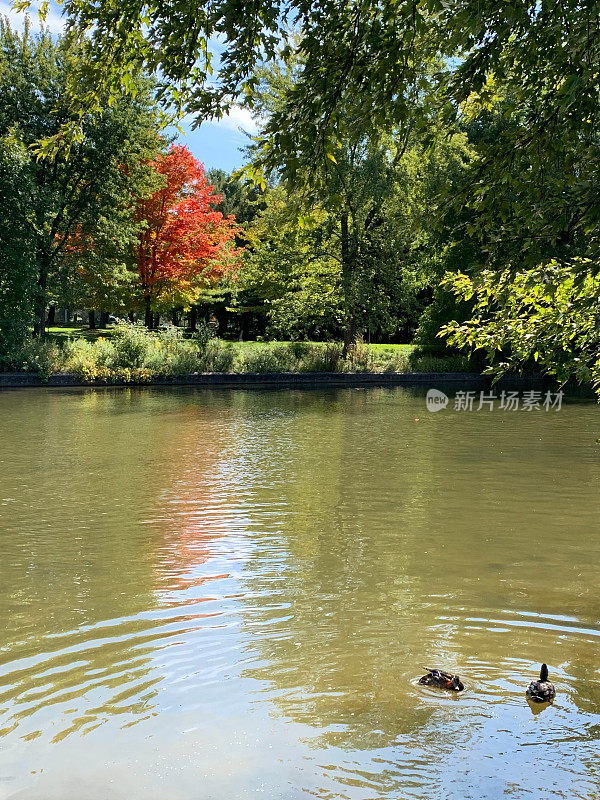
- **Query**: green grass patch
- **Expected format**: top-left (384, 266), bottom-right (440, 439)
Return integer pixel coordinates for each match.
top-left (46, 325), bottom-right (117, 343)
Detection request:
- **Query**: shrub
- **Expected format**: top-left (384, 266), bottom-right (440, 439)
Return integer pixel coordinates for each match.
top-left (298, 343), bottom-right (343, 372)
top-left (413, 286), bottom-right (475, 349)
top-left (0, 337), bottom-right (60, 379)
top-left (237, 343), bottom-right (299, 373)
top-left (192, 322), bottom-right (213, 348)
top-left (147, 344), bottom-right (200, 376)
top-left (232, 342), bottom-right (347, 373)
top-left (109, 322), bottom-right (156, 368)
top-left (200, 340), bottom-right (235, 372)
top-left (369, 349), bottom-right (411, 373)
top-left (342, 341), bottom-right (373, 373)
top-left (62, 338), bottom-right (102, 379)
top-left (61, 323), bottom-right (211, 381)
top-left (407, 349), bottom-right (479, 373)
top-left (6, 325), bottom-right (482, 381)
top-left (286, 341), bottom-right (311, 360)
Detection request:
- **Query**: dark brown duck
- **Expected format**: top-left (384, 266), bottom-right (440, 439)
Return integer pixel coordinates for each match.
top-left (526, 663), bottom-right (556, 703)
top-left (418, 668), bottom-right (464, 691)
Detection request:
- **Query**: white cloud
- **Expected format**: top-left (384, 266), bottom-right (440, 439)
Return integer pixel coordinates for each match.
top-left (0, 1), bottom-right (65, 33)
top-left (210, 105), bottom-right (259, 135)
top-left (180, 106), bottom-right (260, 136)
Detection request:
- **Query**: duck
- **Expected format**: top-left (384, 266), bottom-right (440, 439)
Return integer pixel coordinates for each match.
top-left (418, 668), bottom-right (464, 691)
top-left (526, 663), bottom-right (556, 703)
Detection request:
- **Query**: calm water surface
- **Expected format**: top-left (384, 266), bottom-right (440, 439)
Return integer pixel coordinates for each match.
top-left (0, 387), bottom-right (599, 799)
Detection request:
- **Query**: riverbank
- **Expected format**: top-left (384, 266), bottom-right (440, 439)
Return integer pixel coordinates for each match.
top-left (0, 370), bottom-right (551, 390)
top-left (2, 328), bottom-right (483, 381)
top-left (0, 328), bottom-right (577, 392)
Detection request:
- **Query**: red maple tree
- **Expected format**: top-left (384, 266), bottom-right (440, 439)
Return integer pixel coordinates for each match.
top-left (135, 145), bottom-right (238, 326)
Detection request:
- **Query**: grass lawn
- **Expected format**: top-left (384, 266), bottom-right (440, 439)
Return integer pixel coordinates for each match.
top-left (46, 325), bottom-right (117, 343)
top-left (226, 340), bottom-right (417, 353)
top-left (364, 343), bottom-right (415, 354)
top-left (46, 327), bottom-right (418, 353)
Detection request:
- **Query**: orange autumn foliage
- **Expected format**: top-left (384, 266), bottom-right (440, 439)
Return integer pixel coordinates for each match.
top-left (136, 145), bottom-right (239, 314)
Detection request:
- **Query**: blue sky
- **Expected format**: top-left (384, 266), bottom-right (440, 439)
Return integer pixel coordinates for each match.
top-left (1, 0), bottom-right (256, 173)
top-left (168, 111), bottom-right (256, 173)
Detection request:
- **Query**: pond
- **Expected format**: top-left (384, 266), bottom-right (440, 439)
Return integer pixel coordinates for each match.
top-left (0, 387), bottom-right (599, 799)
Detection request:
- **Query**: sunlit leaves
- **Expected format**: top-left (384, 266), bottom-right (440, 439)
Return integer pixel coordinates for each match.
top-left (442, 260), bottom-right (600, 390)
top-left (135, 145), bottom-right (240, 311)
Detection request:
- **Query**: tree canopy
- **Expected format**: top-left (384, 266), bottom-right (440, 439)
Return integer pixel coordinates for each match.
top-left (0, 19), bottom-right (163, 337)
top-left (135, 145), bottom-right (239, 326)
top-left (22, 1), bottom-right (600, 168)
top-left (6, 0), bottom-right (600, 390)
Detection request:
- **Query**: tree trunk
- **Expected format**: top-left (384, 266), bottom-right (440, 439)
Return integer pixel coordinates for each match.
top-left (189, 305), bottom-right (197, 331)
top-left (154, 312), bottom-right (160, 329)
top-left (145, 297), bottom-right (153, 329)
top-left (343, 318), bottom-right (357, 355)
top-left (215, 308), bottom-right (227, 336)
top-left (33, 249), bottom-right (50, 339)
top-left (98, 311), bottom-right (109, 329)
top-left (88, 310), bottom-right (96, 330)
top-left (340, 211), bottom-right (356, 356)
top-left (128, 310), bottom-right (135, 323)
top-left (171, 308), bottom-right (179, 327)
top-left (47, 305), bottom-right (56, 326)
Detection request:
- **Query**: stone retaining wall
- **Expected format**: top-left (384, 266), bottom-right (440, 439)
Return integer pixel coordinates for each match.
top-left (0, 371), bottom-right (548, 390)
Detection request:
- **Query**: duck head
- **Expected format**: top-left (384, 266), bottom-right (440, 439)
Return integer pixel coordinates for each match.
top-left (540, 663), bottom-right (549, 682)
top-left (449, 675), bottom-right (464, 691)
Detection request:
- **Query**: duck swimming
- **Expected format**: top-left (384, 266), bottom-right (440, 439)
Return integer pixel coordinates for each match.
top-left (418, 668), bottom-right (464, 691)
top-left (526, 663), bottom-right (556, 703)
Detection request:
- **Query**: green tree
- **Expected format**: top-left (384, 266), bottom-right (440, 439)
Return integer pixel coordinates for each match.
top-left (20, 0), bottom-right (600, 197)
top-left (233, 126), bottom-right (472, 345)
top-left (0, 135), bottom-right (37, 364)
top-left (0, 19), bottom-right (163, 338)
top-left (438, 77), bottom-right (600, 388)
top-left (244, 53), bottom-right (473, 346)
top-left (441, 260), bottom-right (600, 390)
top-left (205, 169), bottom-right (264, 231)
top-left (235, 185), bottom-right (343, 340)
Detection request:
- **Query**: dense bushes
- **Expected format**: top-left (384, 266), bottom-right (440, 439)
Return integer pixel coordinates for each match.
top-left (4, 323), bottom-right (479, 381)
top-left (60, 323), bottom-right (235, 381)
top-left (0, 338), bottom-right (60, 378)
top-left (53, 324), bottom-right (478, 380)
